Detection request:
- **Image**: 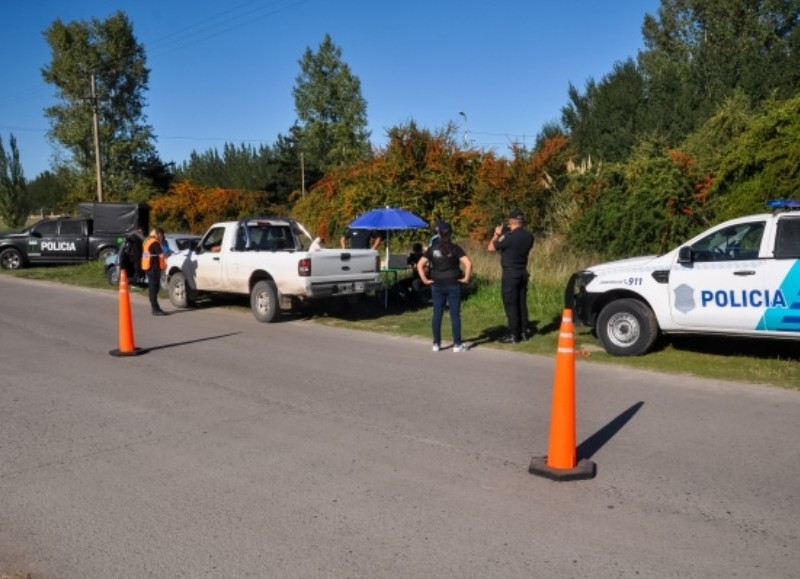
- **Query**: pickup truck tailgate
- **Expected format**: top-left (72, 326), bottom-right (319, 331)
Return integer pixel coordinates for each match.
top-left (311, 250), bottom-right (377, 278)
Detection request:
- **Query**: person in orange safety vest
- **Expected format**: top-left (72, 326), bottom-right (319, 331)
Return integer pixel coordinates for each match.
top-left (141, 227), bottom-right (167, 315)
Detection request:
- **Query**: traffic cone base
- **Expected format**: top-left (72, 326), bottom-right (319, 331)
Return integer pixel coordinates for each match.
top-left (529, 455), bottom-right (596, 482)
top-left (109, 347), bottom-right (143, 357)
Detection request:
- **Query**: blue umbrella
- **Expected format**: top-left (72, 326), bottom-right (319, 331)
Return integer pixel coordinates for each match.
top-left (350, 207), bottom-right (428, 266)
top-left (349, 207), bottom-right (428, 230)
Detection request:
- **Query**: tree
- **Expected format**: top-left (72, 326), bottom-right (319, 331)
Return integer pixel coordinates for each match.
top-left (640, 0), bottom-right (800, 140)
top-left (292, 121), bottom-right (476, 244)
top-left (292, 34), bottom-right (371, 178)
top-left (0, 134), bottom-right (30, 229)
top-left (26, 168), bottom-right (74, 214)
top-left (561, 59), bottom-right (648, 162)
top-left (41, 11), bottom-right (161, 202)
top-left (708, 93), bottom-right (800, 220)
top-left (176, 139), bottom-right (303, 206)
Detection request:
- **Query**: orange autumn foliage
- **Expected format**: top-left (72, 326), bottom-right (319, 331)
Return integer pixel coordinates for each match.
top-left (149, 181), bottom-right (289, 234)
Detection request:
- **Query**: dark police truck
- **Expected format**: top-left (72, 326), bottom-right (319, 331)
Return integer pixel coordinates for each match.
top-left (0, 202), bottom-right (149, 270)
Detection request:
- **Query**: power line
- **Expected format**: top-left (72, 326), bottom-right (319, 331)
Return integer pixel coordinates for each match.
top-left (145, 0), bottom-right (315, 60)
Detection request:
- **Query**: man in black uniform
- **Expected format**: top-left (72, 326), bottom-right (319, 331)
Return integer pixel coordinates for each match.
top-left (487, 208), bottom-right (534, 343)
top-left (340, 227), bottom-right (381, 250)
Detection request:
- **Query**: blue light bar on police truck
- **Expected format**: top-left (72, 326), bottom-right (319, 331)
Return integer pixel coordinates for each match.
top-left (766, 199), bottom-right (800, 211)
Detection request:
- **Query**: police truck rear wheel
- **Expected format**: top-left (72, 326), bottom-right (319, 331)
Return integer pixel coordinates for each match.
top-left (251, 280), bottom-right (280, 323)
top-left (597, 298), bottom-right (659, 356)
top-left (0, 248), bottom-right (23, 270)
top-left (168, 272), bottom-right (194, 308)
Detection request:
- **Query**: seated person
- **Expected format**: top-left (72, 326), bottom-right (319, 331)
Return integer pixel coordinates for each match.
top-left (395, 243), bottom-right (428, 301)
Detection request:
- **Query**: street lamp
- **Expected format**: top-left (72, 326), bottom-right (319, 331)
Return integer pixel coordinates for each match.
top-left (458, 111), bottom-right (469, 149)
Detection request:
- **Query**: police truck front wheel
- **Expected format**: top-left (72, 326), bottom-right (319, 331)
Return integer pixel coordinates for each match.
top-left (0, 248), bottom-right (23, 270)
top-left (168, 272), bottom-right (195, 308)
top-left (597, 298), bottom-right (659, 356)
top-left (251, 280), bottom-right (280, 323)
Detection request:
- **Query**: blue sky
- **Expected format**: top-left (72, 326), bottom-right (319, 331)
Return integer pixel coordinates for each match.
top-left (1, 0), bottom-right (661, 179)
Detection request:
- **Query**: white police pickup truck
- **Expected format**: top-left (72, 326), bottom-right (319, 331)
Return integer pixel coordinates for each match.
top-left (166, 217), bottom-right (382, 322)
top-left (567, 200), bottom-right (800, 356)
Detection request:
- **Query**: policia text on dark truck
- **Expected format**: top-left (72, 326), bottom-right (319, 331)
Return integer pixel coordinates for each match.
top-left (0, 202), bottom-right (149, 270)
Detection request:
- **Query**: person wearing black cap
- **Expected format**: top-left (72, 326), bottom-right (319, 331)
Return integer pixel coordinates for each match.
top-left (488, 209), bottom-right (534, 343)
top-left (417, 222), bottom-right (473, 352)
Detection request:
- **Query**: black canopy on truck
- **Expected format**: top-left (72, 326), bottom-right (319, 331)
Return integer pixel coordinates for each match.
top-left (78, 202), bottom-right (149, 235)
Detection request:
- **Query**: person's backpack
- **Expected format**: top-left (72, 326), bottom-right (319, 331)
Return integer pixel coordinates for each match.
top-left (118, 238), bottom-right (136, 276)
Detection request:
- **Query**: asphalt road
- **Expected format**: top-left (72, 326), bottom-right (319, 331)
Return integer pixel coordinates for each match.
top-left (1, 276), bottom-right (798, 578)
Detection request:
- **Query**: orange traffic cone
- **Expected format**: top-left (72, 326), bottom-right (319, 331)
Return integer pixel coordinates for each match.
top-left (529, 308), bottom-right (595, 481)
top-left (109, 269), bottom-right (142, 357)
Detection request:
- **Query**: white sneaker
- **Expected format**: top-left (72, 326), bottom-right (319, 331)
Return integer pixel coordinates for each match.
top-left (453, 344), bottom-right (468, 353)
top-left (432, 344), bottom-right (440, 352)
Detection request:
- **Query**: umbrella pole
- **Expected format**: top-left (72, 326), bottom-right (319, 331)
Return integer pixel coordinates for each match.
top-left (384, 231), bottom-right (391, 308)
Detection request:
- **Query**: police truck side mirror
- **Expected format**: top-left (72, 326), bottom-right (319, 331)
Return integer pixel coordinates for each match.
top-left (677, 246), bottom-right (694, 264)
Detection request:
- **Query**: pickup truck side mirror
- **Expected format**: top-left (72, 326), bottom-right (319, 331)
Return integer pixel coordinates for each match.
top-left (677, 246), bottom-right (693, 264)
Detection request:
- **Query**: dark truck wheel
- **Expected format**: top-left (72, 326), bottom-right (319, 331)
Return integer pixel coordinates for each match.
top-left (251, 279), bottom-right (280, 323)
top-left (0, 247), bottom-right (23, 270)
top-left (596, 298), bottom-right (659, 356)
top-left (168, 272), bottom-right (195, 308)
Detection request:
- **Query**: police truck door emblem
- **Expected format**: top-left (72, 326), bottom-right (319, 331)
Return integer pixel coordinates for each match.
top-left (674, 283), bottom-right (695, 313)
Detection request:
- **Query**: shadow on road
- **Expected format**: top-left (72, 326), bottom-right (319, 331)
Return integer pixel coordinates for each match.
top-left (577, 401), bottom-right (644, 461)
top-left (140, 332), bottom-right (242, 354)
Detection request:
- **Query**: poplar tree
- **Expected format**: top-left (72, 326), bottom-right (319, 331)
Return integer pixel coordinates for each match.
top-left (292, 34), bottom-right (371, 178)
top-left (0, 134), bottom-right (29, 229)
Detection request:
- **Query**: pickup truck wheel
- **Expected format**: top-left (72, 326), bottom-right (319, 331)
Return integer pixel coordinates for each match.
top-left (251, 280), bottom-right (280, 323)
top-left (98, 247), bottom-right (117, 261)
top-left (0, 248), bottom-right (23, 270)
top-left (597, 298), bottom-right (659, 356)
top-left (168, 272), bottom-right (195, 308)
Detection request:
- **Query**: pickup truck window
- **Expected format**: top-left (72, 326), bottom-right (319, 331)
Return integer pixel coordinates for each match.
top-left (201, 227), bottom-right (226, 252)
top-left (689, 221), bottom-right (765, 262)
top-left (774, 217), bottom-right (800, 259)
top-left (33, 221), bottom-right (58, 236)
top-left (60, 220), bottom-right (83, 235)
top-left (248, 224), bottom-right (294, 251)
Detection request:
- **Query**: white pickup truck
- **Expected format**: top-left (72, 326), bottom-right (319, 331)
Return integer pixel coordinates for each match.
top-left (567, 200), bottom-right (800, 355)
top-left (165, 217), bottom-right (381, 322)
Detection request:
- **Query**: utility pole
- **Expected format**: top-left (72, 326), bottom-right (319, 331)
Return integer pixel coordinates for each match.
top-left (90, 73), bottom-right (104, 202)
top-left (300, 152), bottom-right (305, 197)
